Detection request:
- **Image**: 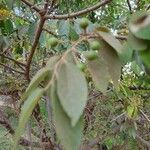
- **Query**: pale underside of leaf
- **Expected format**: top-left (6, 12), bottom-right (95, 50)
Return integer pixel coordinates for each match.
top-left (13, 88), bottom-right (44, 150)
top-left (127, 33), bottom-right (148, 51)
top-left (120, 42), bottom-right (133, 64)
top-left (97, 30), bottom-right (122, 54)
top-left (22, 67), bottom-right (51, 100)
top-left (46, 55), bottom-right (60, 68)
top-left (140, 49), bottom-right (150, 68)
top-left (129, 12), bottom-right (150, 40)
top-left (87, 56), bottom-right (110, 93)
top-left (101, 41), bottom-right (121, 88)
top-left (50, 84), bottom-right (83, 150)
top-left (57, 62), bottom-right (88, 126)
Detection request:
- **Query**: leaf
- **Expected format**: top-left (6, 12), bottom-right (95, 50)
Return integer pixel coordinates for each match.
top-left (120, 42), bottom-right (133, 64)
top-left (46, 55), bottom-right (60, 68)
top-left (23, 67), bottom-right (51, 100)
top-left (128, 127), bottom-right (136, 139)
top-left (131, 61), bottom-right (142, 75)
top-left (127, 33), bottom-right (148, 51)
top-left (74, 18), bottom-right (95, 34)
top-left (0, 19), bottom-right (13, 35)
top-left (87, 56), bottom-right (110, 93)
top-left (57, 62), bottom-right (88, 126)
top-left (39, 32), bottom-right (46, 47)
top-left (127, 105), bottom-right (138, 118)
top-left (97, 30), bottom-right (122, 54)
top-left (69, 25), bottom-right (79, 41)
top-left (101, 41), bottom-right (121, 88)
top-left (140, 48), bottom-right (150, 68)
top-left (65, 51), bottom-right (76, 64)
top-left (5, 0), bottom-right (14, 9)
top-left (58, 20), bottom-right (70, 39)
top-left (13, 88), bottom-right (44, 150)
top-left (27, 21), bottom-right (37, 43)
top-left (129, 11), bottom-right (150, 40)
top-left (50, 84), bottom-right (83, 150)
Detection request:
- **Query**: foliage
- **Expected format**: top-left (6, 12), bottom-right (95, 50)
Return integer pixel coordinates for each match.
top-left (0, 0), bottom-right (150, 150)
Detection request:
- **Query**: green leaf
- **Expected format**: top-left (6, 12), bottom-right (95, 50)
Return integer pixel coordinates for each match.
top-left (120, 42), bottom-right (133, 64)
top-left (23, 67), bottom-right (51, 100)
top-left (131, 61), bottom-right (142, 75)
top-left (58, 20), bottom-right (70, 39)
top-left (127, 105), bottom-right (138, 118)
top-left (50, 84), bottom-right (83, 150)
top-left (140, 48), bottom-right (150, 68)
top-left (129, 11), bottom-right (150, 40)
top-left (69, 25), bottom-right (79, 41)
top-left (127, 33), bottom-right (148, 51)
top-left (57, 62), bottom-right (88, 126)
top-left (65, 51), bottom-right (76, 64)
top-left (0, 19), bottom-right (13, 35)
top-left (97, 30), bottom-right (122, 54)
top-left (128, 127), bottom-right (136, 139)
top-left (87, 56), bottom-right (110, 93)
top-left (13, 88), bottom-right (44, 150)
top-left (46, 55), bottom-right (60, 68)
top-left (39, 32), bottom-right (46, 47)
top-left (27, 21), bottom-right (37, 43)
top-left (101, 41), bottom-right (121, 88)
top-left (5, 0), bottom-right (14, 9)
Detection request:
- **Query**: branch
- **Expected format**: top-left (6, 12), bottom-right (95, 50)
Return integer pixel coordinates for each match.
top-left (126, 0), bottom-right (132, 14)
top-left (49, 0), bottom-right (57, 9)
top-left (140, 110), bottom-right (150, 124)
top-left (21, 0), bottom-right (40, 12)
top-left (0, 62), bottom-right (25, 74)
top-left (25, 18), bottom-right (46, 81)
top-left (43, 28), bottom-right (58, 37)
top-left (45, 0), bottom-right (112, 20)
top-left (44, 0), bottom-right (50, 10)
top-left (0, 53), bottom-right (26, 67)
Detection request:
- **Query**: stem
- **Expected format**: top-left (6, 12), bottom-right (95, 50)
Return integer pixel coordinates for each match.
top-left (25, 17), bottom-right (45, 81)
top-left (45, 0), bottom-right (112, 20)
top-left (0, 62), bottom-right (25, 74)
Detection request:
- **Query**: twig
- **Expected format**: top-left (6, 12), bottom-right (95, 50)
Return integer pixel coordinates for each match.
top-left (25, 18), bottom-right (46, 81)
top-left (43, 28), bottom-right (58, 37)
top-left (110, 112), bottom-right (126, 123)
top-left (45, 0), bottom-right (112, 20)
top-left (126, 0), bottom-right (132, 14)
top-left (0, 62), bottom-right (25, 74)
top-left (140, 110), bottom-right (150, 125)
top-left (44, 0), bottom-right (50, 10)
top-left (50, 0), bottom-right (57, 9)
top-left (88, 92), bottom-right (102, 101)
top-left (21, 0), bottom-right (40, 12)
top-left (0, 53), bottom-right (26, 67)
